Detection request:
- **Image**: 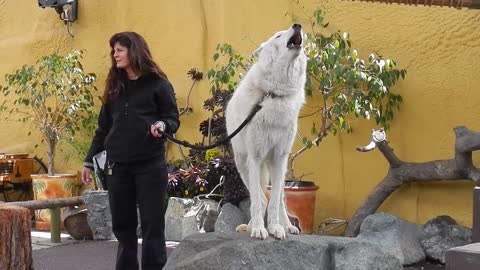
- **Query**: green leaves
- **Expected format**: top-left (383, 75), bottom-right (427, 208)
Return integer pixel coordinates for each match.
top-left (0, 50), bottom-right (97, 175)
top-left (303, 10), bottom-right (406, 146)
top-left (207, 44), bottom-right (255, 92)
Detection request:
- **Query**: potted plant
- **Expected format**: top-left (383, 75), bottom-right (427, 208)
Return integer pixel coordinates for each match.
top-left (202, 9), bottom-right (406, 234)
top-left (0, 49), bottom-right (97, 230)
top-left (278, 9), bottom-right (406, 234)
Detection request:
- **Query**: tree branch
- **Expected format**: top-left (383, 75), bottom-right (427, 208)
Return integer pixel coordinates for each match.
top-left (345, 126), bottom-right (480, 237)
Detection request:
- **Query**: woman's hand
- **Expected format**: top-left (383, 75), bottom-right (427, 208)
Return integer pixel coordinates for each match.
top-left (151, 121), bottom-right (165, 138)
top-left (81, 167), bottom-right (93, 185)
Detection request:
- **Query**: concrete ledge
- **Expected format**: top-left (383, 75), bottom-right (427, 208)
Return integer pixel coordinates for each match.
top-left (445, 243), bottom-right (480, 270)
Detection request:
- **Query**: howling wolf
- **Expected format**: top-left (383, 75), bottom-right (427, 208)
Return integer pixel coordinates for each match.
top-left (225, 24), bottom-right (307, 239)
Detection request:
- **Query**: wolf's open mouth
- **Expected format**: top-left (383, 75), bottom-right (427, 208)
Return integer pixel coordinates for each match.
top-left (287, 30), bottom-right (302, 49)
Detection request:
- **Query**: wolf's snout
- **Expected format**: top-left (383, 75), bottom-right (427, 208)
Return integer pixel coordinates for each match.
top-left (287, 25), bottom-right (303, 49)
top-left (292, 24), bottom-right (302, 30)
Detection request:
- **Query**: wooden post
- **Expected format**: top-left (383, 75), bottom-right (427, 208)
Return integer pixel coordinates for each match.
top-left (0, 204), bottom-right (33, 270)
top-left (50, 208), bottom-right (61, 243)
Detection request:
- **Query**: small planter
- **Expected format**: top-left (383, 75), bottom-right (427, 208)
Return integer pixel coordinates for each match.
top-left (32, 173), bottom-right (82, 231)
top-left (267, 180), bottom-right (319, 234)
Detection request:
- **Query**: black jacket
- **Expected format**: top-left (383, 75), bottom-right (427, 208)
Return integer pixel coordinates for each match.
top-left (84, 73), bottom-right (180, 166)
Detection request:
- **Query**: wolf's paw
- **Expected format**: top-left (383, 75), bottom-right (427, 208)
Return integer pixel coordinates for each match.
top-left (285, 225), bottom-right (300, 234)
top-left (268, 224), bottom-right (286, 240)
top-left (236, 224), bottom-right (250, 232)
top-left (251, 226), bottom-right (269, 239)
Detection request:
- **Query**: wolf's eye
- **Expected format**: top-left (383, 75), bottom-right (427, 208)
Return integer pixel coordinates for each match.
top-left (275, 35), bottom-right (281, 39)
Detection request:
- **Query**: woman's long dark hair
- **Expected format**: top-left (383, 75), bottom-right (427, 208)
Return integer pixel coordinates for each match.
top-left (102, 32), bottom-right (168, 103)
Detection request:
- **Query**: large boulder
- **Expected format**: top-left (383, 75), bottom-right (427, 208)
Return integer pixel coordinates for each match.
top-left (420, 215), bottom-right (472, 263)
top-left (165, 197), bottom-right (219, 241)
top-left (357, 212), bottom-right (425, 265)
top-left (164, 232), bottom-right (402, 270)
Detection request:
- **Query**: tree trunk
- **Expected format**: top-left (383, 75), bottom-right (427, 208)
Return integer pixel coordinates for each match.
top-left (47, 139), bottom-right (56, 176)
top-left (345, 126), bottom-right (480, 237)
top-left (0, 204), bottom-right (33, 270)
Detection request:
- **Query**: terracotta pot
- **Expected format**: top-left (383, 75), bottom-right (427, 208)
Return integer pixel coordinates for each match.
top-left (31, 173), bottom-right (82, 231)
top-left (267, 180), bottom-right (319, 234)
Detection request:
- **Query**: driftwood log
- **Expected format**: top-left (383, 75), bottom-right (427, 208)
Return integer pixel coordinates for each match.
top-left (5, 196), bottom-right (84, 210)
top-left (345, 126), bottom-right (480, 237)
top-left (0, 203), bottom-right (32, 270)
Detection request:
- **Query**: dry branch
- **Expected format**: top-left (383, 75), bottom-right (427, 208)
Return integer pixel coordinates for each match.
top-left (345, 126), bottom-right (480, 237)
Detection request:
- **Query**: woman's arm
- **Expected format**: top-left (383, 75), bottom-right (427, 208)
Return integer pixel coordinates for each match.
top-left (83, 104), bottom-right (112, 168)
top-left (153, 80), bottom-right (180, 135)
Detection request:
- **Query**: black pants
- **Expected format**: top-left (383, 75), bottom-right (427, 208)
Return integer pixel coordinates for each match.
top-left (107, 157), bottom-right (168, 270)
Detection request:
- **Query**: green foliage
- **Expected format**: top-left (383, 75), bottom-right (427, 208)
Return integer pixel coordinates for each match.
top-left (302, 9), bottom-right (405, 148)
top-left (207, 44), bottom-right (255, 93)
top-left (205, 149), bottom-right (221, 161)
top-left (62, 109), bottom-right (98, 163)
top-left (0, 50), bottom-right (97, 175)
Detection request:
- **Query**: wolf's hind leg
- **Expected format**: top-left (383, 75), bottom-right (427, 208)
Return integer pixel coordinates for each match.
top-left (279, 189), bottom-right (300, 235)
top-left (233, 153), bottom-right (253, 234)
top-left (236, 220), bottom-right (252, 232)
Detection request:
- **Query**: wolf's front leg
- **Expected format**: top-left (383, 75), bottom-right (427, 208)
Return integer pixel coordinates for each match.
top-left (267, 155), bottom-right (289, 239)
top-left (248, 157), bottom-right (268, 239)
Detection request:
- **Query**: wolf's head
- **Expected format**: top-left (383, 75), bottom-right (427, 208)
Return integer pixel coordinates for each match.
top-left (253, 24), bottom-right (306, 67)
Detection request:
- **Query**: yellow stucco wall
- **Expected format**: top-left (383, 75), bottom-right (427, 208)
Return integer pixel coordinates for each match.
top-left (1, 0), bottom-right (479, 232)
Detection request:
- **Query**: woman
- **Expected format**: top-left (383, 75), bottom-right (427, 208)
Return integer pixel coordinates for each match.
top-left (81, 32), bottom-right (180, 270)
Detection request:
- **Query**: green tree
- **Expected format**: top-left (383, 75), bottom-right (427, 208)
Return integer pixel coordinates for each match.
top-left (0, 50), bottom-right (97, 175)
top-left (287, 9), bottom-right (405, 179)
top-left (205, 9), bottom-right (406, 181)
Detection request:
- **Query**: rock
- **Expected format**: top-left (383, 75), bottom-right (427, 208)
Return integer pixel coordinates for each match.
top-left (164, 232), bottom-right (402, 270)
top-left (420, 215), bottom-right (472, 263)
top-left (335, 239), bottom-right (403, 270)
top-left (196, 199), bottom-right (219, 233)
top-left (165, 197), bottom-right (197, 241)
top-left (238, 198), bottom-right (251, 220)
top-left (357, 212), bottom-right (425, 265)
top-left (83, 190), bottom-right (115, 241)
top-left (214, 203), bottom-right (247, 233)
top-left (165, 197), bottom-right (220, 241)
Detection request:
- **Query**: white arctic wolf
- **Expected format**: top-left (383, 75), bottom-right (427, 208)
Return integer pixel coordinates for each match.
top-left (225, 24), bottom-right (307, 240)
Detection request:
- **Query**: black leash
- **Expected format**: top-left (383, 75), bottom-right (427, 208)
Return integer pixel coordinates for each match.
top-left (159, 104), bottom-right (263, 150)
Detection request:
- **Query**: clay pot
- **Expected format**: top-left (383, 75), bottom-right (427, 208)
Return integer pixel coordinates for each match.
top-left (267, 180), bottom-right (319, 234)
top-left (31, 173), bottom-right (82, 231)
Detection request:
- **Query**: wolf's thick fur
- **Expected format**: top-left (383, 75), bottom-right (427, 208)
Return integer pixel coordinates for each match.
top-left (225, 24), bottom-right (307, 239)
